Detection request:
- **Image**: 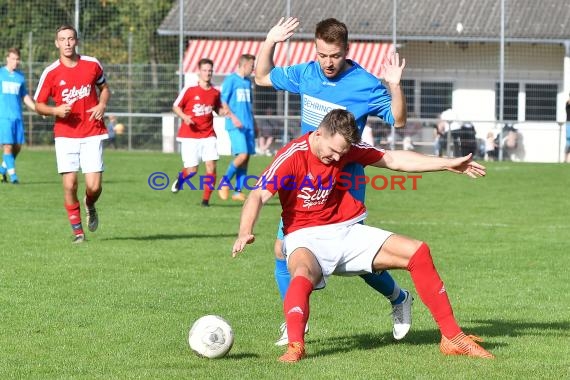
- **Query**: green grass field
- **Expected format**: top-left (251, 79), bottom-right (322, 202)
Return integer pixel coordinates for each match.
top-left (1, 149), bottom-right (569, 379)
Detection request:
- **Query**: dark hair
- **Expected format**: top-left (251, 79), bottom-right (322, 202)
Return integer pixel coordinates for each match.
top-left (55, 24), bottom-right (78, 39)
top-left (6, 47), bottom-right (21, 57)
top-left (315, 18), bottom-right (349, 49)
top-left (198, 58), bottom-right (214, 68)
top-left (319, 109), bottom-right (360, 145)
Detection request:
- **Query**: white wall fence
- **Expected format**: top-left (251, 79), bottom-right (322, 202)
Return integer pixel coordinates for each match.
top-left (161, 114), bottom-right (569, 163)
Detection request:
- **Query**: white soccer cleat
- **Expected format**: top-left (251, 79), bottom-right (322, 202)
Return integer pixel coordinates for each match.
top-left (392, 290), bottom-right (413, 340)
top-left (171, 179), bottom-right (180, 193)
top-left (275, 321), bottom-right (309, 346)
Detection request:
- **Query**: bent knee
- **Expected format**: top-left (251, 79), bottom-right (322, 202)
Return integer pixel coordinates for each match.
top-left (274, 239), bottom-right (285, 260)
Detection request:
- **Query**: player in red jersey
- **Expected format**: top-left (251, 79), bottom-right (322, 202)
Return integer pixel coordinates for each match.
top-left (170, 58), bottom-right (225, 207)
top-left (34, 25), bottom-right (111, 244)
top-left (232, 109), bottom-right (494, 362)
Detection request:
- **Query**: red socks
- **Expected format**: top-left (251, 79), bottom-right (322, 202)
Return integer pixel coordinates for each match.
top-left (283, 276), bottom-right (313, 344)
top-left (65, 202), bottom-right (83, 235)
top-left (202, 172), bottom-right (216, 202)
top-left (407, 243), bottom-right (461, 339)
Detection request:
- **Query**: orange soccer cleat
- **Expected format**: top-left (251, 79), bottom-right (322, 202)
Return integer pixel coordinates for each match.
top-left (278, 342), bottom-right (306, 363)
top-left (218, 185), bottom-right (230, 200)
top-left (440, 332), bottom-right (495, 359)
top-left (231, 192), bottom-right (247, 202)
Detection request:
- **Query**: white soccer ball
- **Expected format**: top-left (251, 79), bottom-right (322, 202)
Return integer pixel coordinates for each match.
top-left (188, 315), bottom-right (234, 359)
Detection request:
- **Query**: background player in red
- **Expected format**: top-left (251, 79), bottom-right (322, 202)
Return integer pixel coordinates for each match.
top-left (170, 58), bottom-right (225, 207)
top-left (232, 109), bottom-right (493, 362)
top-left (34, 25), bottom-right (111, 243)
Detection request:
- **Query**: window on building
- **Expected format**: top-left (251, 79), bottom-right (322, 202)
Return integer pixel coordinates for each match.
top-left (525, 83), bottom-right (557, 121)
top-left (495, 82), bottom-right (519, 121)
top-left (401, 79), bottom-right (415, 115)
top-left (420, 81), bottom-right (452, 118)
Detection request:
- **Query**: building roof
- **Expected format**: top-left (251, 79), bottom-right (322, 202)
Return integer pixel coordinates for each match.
top-left (158, 0), bottom-right (570, 43)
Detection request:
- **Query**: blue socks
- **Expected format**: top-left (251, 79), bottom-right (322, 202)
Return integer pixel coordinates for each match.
top-left (274, 258), bottom-right (291, 300)
top-left (2, 154), bottom-right (17, 182)
top-left (360, 271), bottom-right (406, 305)
top-left (235, 167), bottom-right (247, 192)
top-left (3, 153), bottom-right (15, 173)
top-left (224, 162), bottom-right (237, 181)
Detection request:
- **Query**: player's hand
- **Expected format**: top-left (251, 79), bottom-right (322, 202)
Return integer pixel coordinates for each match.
top-left (267, 17), bottom-right (299, 44)
top-left (232, 234), bottom-right (256, 257)
top-left (232, 117), bottom-right (244, 129)
top-left (54, 104), bottom-right (72, 118)
top-left (380, 49), bottom-right (406, 85)
top-left (87, 105), bottom-right (106, 121)
top-left (446, 154), bottom-right (487, 178)
top-left (183, 115), bottom-right (194, 125)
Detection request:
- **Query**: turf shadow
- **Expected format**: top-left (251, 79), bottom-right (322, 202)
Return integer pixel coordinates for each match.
top-left (103, 233), bottom-right (236, 241)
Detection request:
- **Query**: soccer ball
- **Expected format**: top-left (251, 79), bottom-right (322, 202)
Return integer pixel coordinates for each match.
top-left (188, 315), bottom-right (234, 359)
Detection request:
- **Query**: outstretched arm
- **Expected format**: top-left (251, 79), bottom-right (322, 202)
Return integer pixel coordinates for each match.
top-left (374, 150), bottom-right (486, 178)
top-left (255, 17), bottom-right (299, 86)
top-left (380, 50), bottom-right (407, 128)
top-left (232, 188), bottom-right (275, 257)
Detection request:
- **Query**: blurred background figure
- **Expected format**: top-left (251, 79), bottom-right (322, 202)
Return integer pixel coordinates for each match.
top-left (499, 124), bottom-right (524, 162)
top-left (566, 94), bottom-right (570, 162)
top-left (485, 131), bottom-right (497, 161)
top-left (566, 93), bottom-right (570, 163)
top-left (257, 106), bottom-right (279, 156)
top-left (106, 114), bottom-right (118, 149)
top-left (0, 47), bottom-right (37, 184)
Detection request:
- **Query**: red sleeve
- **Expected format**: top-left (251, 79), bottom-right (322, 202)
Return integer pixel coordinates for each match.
top-left (342, 142), bottom-right (385, 167)
top-left (173, 87), bottom-right (190, 109)
top-left (256, 142), bottom-right (304, 194)
top-left (34, 71), bottom-right (53, 104)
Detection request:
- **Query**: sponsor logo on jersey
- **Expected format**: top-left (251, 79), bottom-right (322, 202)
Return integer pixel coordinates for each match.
top-left (61, 84), bottom-right (92, 104)
top-left (192, 103), bottom-right (213, 117)
top-left (59, 80), bottom-right (66, 86)
top-left (298, 185), bottom-right (333, 209)
top-left (1, 81), bottom-right (21, 95)
top-left (302, 95), bottom-right (345, 128)
top-left (235, 88), bottom-right (251, 102)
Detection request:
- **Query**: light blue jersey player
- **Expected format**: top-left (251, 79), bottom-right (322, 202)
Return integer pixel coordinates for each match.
top-left (218, 54), bottom-right (257, 202)
top-left (255, 17), bottom-right (412, 346)
top-left (0, 48), bottom-right (36, 184)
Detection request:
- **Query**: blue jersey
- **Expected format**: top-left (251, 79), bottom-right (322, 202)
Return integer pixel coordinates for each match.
top-left (270, 60), bottom-right (394, 135)
top-left (0, 67), bottom-right (28, 121)
top-left (270, 60), bottom-right (395, 202)
top-left (221, 73), bottom-right (255, 131)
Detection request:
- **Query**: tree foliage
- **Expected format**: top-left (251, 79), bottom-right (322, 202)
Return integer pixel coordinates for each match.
top-left (0, 0), bottom-right (178, 64)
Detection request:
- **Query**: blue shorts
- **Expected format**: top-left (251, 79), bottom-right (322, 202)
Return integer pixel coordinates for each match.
top-left (0, 118), bottom-right (25, 145)
top-left (276, 163), bottom-right (367, 240)
top-left (227, 128), bottom-right (256, 155)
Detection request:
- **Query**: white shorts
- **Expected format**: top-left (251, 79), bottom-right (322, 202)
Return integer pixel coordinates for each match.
top-left (283, 218), bottom-right (393, 290)
top-left (177, 137), bottom-right (219, 168)
top-left (55, 135), bottom-right (106, 174)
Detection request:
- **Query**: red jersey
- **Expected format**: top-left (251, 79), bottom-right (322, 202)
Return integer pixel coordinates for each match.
top-left (259, 133), bottom-right (385, 235)
top-left (34, 55), bottom-right (107, 139)
top-left (174, 85), bottom-right (221, 139)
